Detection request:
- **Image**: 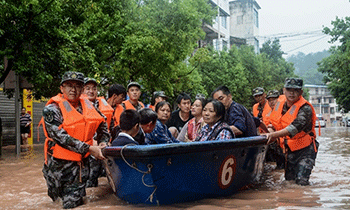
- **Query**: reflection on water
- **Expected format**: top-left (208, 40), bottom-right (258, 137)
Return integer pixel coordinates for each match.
top-left (0, 127), bottom-right (350, 209)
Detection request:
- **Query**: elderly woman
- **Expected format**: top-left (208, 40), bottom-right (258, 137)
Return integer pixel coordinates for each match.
top-left (196, 99), bottom-right (234, 141)
top-left (145, 101), bottom-right (179, 144)
top-left (177, 97), bottom-right (207, 142)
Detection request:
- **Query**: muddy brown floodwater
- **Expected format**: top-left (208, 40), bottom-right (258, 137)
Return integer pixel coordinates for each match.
top-left (1, 127), bottom-right (350, 210)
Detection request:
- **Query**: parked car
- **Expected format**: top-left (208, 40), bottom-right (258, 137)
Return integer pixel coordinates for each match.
top-left (347, 119), bottom-right (350, 127)
top-left (315, 116), bottom-right (326, 127)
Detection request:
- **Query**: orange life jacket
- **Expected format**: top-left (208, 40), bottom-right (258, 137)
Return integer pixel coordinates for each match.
top-left (42, 94), bottom-right (104, 162)
top-left (253, 101), bottom-right (271, 133)
top-left (149, 104), bottom-right (155, 111)
top-left (97, 97), bottom-right (114, 129)
top-left (269, 96), bottom-right (317, 152)
top-left (268, 95), bottom-right (286, 130)
top-left (122, 100), bottom-right (145, 110)
top-left (112, 104), bottom-right (124, 127)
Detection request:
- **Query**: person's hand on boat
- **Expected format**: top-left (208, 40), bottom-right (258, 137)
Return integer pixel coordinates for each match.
top-left (89, 145), bottom-right (106, 160)
top-left (264, 132), bottom-right (276, 145)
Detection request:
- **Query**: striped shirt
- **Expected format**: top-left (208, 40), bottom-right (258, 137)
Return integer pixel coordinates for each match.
top-left (20, 113), bottom-right (31, 126)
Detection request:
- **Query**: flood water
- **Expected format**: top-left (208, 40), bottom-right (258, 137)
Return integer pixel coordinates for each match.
top-left (0, 127), bottom-right (350, 210)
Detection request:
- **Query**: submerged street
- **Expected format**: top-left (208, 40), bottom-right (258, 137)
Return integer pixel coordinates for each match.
top-left (0, 126), bottom-right (349, 209)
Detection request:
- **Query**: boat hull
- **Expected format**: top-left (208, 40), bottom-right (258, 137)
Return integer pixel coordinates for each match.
top-left (103, 136), bottom-right (267, 205)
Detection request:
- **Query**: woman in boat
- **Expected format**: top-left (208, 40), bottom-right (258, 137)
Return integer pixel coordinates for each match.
top-left (196, 99), bottom-right (235, 141)
top-left (177, 97), bottom-right (207, 142)
top-left (145, 101), bottom-right (179, 144)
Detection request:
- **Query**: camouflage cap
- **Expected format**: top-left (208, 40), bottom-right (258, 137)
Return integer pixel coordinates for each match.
top-left (127, 81), bottom-right (141, 90)
top-left (153, 91), bottom-right (167, 99)
top-left (60, 71), bottom-right (84, 85)
top-left (252, 87), bottom-right (265, 96)
top-left (266, 90), bottom-right (280, 99)
top-left (84, 77), bottom-right (98, 86)
top-left (284, 78), bottom-right (303, 89)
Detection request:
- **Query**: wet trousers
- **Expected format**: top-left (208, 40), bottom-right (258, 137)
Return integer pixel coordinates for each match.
top-left (285, 140), bottom-right (319, 185)
top-left (42, 156), bottom-right (89, 209)
top-left (265, 141), bottom-right (285, 169)
top-left (86, 155), bottom-right (105, 188)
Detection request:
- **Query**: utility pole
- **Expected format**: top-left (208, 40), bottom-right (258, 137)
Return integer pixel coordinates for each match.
top-left (15, 72), bottom-right (21, 157)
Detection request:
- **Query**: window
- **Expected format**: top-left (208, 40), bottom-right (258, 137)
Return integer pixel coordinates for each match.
top-left (330, 107), bottom-right (335, 114)
top-left (214, 39), bottom-right (220, 51)
top-left (215, 16), bottom-right (219, 24)
top-left (329, 98), bottom-right (333, 103)
top-left (318, 98), bottom-right (320, 103)
top-left (221, 16), bottom-right (227, 29)
top-left (222, 40), bottom-right (228, 50)
top-left (323, 107), bottom-right (329, 113)
top-left (315, 88), bottom-right (318, 94)
top-left (253, 9), bottom-right (259, 28)
top-left (254, 38), bottom-right (259, 53)
top-left (237, 15), bottom-right (243, 25)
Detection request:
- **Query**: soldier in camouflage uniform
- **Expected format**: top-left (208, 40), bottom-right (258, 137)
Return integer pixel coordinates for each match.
top-left (42, 72), bottom-right (110, 209)
top-left (264, 78), bottom-right (319, 186)
top-left (83, 77), bottom-right (112, 188)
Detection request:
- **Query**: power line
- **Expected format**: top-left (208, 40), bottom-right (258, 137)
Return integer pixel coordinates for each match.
top-left (258, 29), bottom-right (323, 40)
top-left (281, 33), bottom-right (326, 42)
top-left (284, 35), bottom-right (329, 54)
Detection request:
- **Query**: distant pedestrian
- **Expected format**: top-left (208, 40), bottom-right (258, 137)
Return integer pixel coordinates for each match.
top-left (20, 107), bottom-right (31, 151)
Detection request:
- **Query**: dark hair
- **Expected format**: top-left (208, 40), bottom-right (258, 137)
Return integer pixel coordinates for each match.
top-left (211, 85), bottom-right (231, 97)
top-left (108, 84), bottom-right (126, 99)
top-left (22, 107), bottom-right (26, 110)
top-left (119, 109), bottom-right (141, 131)
top-left (139, 108), bottom-right (158, 125)
top-left (193, 98), bottom-right (207, 109)
top-left (155, 101), bottom-right (172, 113)
top-left (205, 99), bottom-right (226, 122)
top-left (176, 92), bottom-right (191, 105)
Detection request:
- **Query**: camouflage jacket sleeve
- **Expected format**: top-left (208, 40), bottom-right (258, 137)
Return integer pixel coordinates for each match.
top-left (42, 103), bottom-right (90, 156)
top-left (285, 104), bottom-right (313, 138)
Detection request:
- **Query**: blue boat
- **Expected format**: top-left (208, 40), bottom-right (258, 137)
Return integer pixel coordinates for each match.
top-left (102, 136), bottom-right (267, 205)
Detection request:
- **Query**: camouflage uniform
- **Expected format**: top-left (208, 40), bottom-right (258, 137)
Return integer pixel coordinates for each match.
top-left (86, 99), bottom-right (109, 188)
top-left (282, 99), bottom-right (319, 185)
top-left (42, 102), bottom-right (110, 209)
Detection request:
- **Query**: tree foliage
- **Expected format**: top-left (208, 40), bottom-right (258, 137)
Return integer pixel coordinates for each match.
top-left (318, 17), bottom-right (350, 112)
top-left (287, 50), bottom-right (330, 85)
top-left (197, 43), bottom-right (295, 109)
top-left (1, 0), bottom-right (216, 99)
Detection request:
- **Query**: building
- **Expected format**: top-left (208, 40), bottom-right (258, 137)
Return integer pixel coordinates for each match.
top-left (202, 0), bottom-right (231, 51)
top-left (202, 0), bottom-right (260, 52)
top-left (305, 84), bottom-right (343, 126)
top-left (229, 0), bottom-right (260, 53)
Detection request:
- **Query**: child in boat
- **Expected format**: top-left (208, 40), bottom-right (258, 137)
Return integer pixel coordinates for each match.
top-left (112, 109), bottom-right (141, 146)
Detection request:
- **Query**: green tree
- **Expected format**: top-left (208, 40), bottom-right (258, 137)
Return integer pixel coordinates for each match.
top-left (197, 42), bottom-right (295, 109)
top-left (260, 38), bottom-right (295, 90)
top-left (260, 39), bottom-right (284, 63)
top-left (1, 0), bottom-right (133, 98)
top-left (287, 51), bottom-right (330, 84)
top-left (318, 17), bottom-right (350, 111)
top-left (1, 0), bottom-right (216, 99)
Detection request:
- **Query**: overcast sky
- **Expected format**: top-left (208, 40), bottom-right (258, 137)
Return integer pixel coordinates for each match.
top-left (257, 0), bottom-right (350, 57)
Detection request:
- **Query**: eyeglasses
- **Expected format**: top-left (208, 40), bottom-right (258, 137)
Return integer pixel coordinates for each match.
top-left (62, 83), bottom-right (83, 90)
